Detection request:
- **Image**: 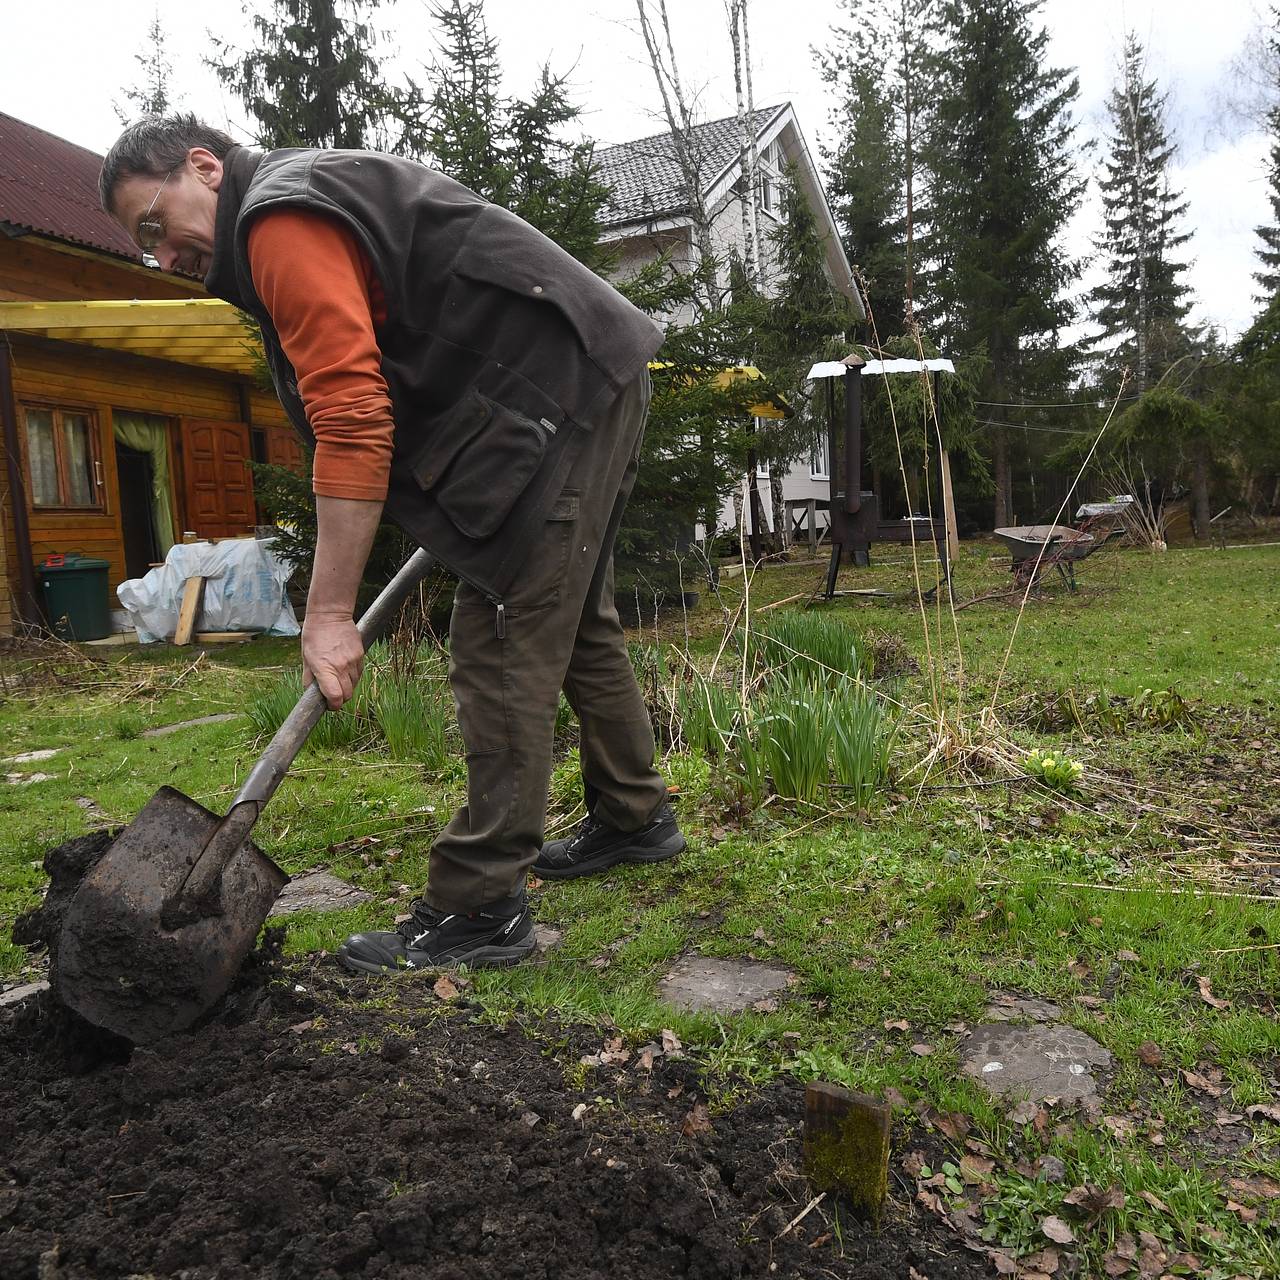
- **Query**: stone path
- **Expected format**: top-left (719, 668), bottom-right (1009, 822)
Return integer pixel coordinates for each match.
top-left (270, 871), bottom-right (374, 916)
top-left (658, 954), bottom-right (795, 1014)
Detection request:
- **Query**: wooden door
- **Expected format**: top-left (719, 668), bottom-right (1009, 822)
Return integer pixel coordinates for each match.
top-left (179, 419), bottom-right (256, 539)
top-left (267, 424), bottom-right (306, 474)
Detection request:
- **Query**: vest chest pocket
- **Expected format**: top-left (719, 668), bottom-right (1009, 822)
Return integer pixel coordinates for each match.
top-left (410, 391), bottom-right (554, 540)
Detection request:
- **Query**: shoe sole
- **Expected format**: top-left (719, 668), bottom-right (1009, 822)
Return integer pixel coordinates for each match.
top-left (534, 832), bottom-right (686, 882)
top-left (337, 938), bottom-right (536, 976)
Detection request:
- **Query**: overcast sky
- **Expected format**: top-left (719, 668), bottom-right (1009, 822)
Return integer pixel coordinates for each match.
top-left (0, 0), bottom-right (1271, 340)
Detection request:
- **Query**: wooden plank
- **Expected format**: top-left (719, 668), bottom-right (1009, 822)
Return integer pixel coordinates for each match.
top-left (802, 1082), bottom-right (891, 1224)
top-left (194, 631), bottom-right (257, 644)
top-left (939, 449), bottom-right (960, 560)
top-left (173, 576), bottom-right (204, 646)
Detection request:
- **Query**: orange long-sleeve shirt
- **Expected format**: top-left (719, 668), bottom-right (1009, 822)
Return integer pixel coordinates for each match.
top-left (247, 209), bottom-right (395, 501)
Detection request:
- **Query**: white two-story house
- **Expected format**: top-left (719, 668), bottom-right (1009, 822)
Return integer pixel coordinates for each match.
top-left (590, 102), bottom-right (863, 543)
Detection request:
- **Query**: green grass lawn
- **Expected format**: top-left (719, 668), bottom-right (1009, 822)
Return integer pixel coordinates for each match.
top-left (2, 539), bottom-right (1277, 1277)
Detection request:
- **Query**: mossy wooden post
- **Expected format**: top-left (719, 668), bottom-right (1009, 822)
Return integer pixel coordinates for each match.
top-left (803, 1081), bottom-right (890, 1224)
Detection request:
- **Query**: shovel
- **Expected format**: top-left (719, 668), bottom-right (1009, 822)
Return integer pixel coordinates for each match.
top-left (56, 547), bottom-right (436, 1044)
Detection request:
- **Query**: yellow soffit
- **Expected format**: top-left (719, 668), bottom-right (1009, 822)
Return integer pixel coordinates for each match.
top-left (0, 298), bottom-right (260, 376)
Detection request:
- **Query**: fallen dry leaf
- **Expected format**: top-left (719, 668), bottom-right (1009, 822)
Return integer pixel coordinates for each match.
top-left (571, 1102), bottom-right (588, 1122)
top-left (1008, 1100), bottom-right (1041, 1125)
top-left (1194, 974), bottom-right (1230, 1010)
top-left (1228, 1174), bottom-right (1280, 1200)
top-left (1020, 1246), bottom-right (1061, 1275)
top-left (910, 1042), bottom-right (934, 1056)
top-left (960, 1154), bottom-right (995, 1183)
top-left (287, 1020), bottom-right (314, 1034)
top-left (987, 1247), bottom-right (1017, 1275)
top-left (433, 975), bottom-right (461, 1001)
top-left (1246, 1102), bottom-right (1280, 1124)
top-left (1138, 1190), bottom-right (1170, 1214)
top-left (1224, 1199), bottom-right (1256, 1223)
top-left (680, 1102), bottom-right (713, 1137)
top-left (1180, 1068), bottom-right (1223, 1097)
top-left (884, 1018), bottom-right (911, 1032)
top-left (1137, 1041), bottom-right (1163, 1067)
top-left (933, 1111), bottom-right (971, 1141)
top-left (1067, 957), bottom-right (1092, 980)
top-left (751, 997), bottom-right (779, 1013)
top-left (661, 1028), bottom-right (684, 1056)
top-left (1116, 949), bottom-right (1140, 963)
top-left (903, 1149), bottom-right (926, 1177)
top-left (1102, 1114), bottom-right (1135, 1140)
top-left (1040, 1215), bottom-right (1075, 1244)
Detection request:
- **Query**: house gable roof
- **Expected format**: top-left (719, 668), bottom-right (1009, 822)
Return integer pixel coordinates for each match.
top-left (0, 112), bottom-right (139, 261)
top-left (594, 104), bottom-right (787, 229)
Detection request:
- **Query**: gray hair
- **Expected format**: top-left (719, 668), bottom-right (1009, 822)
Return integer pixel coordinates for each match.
top-left (99, 114), bottom-right (237, 211)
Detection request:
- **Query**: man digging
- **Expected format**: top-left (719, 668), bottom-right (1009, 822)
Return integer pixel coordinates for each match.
top-left (100, 115), bottom-right (685, 973)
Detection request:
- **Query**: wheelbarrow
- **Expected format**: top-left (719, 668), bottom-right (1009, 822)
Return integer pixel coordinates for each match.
top-left (993, 524), bottom-right (1110, 592)
top-left (55, 547), bottom-right (436, 1044)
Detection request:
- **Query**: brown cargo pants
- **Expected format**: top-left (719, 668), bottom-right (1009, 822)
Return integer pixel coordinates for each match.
top-left (426, 369), bottom-right (669, 911)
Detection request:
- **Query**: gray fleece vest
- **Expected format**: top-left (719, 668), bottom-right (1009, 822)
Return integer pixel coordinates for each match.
top-left (203, 145), bottom-right (664, 601)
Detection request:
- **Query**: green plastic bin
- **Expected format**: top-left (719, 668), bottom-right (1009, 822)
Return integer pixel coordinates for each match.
top-left (39, 553), bottom-right (112, 641)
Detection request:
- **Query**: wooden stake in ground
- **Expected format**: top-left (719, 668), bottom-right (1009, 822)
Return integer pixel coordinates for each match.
top-left (803, 1081), bottom-right (891, 1224)
top-left (173, 576), bottom-right (206, 646)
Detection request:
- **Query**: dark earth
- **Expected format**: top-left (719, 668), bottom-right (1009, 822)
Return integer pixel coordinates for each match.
top-left (1, 833), bottom-right (994, 1280)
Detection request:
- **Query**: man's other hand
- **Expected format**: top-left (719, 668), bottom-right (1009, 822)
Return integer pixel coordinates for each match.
top-left (302, 613), bottom-right (365, 709)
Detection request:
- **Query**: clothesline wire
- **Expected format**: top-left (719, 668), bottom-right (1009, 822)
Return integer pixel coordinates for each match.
top-left (975, 395), bottom-right (1141, 409)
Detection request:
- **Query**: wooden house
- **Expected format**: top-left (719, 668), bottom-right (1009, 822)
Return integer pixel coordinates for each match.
top-left (0, 112), bottom-right (303, 638)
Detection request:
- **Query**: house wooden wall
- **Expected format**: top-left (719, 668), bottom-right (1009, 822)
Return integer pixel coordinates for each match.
top-left (1, 235), bottom-right (297, 633)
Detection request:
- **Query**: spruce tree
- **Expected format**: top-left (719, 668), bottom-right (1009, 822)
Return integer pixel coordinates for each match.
top-left (393, 0), bottom-right (609, 264)
top-left (818, 0), bottom-right (936, 338)
top-left (1255, 5), bottom-right (1280, 306)
top-left (922, 0), bottom-right (1085, 527)
top-left (209, 0), bottom-right (391, 149)
top-left (115, 13), bottom-right (178, 121)
top-left (1090, 32), bottom-right (1194, 394)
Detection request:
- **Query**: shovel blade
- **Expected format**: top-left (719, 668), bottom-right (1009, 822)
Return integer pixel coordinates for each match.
top-left (56, 787), bottom-right (288, 1044)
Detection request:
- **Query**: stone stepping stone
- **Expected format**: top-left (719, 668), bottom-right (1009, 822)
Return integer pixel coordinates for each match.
top-left (269, 871), bottom-right (373, 916)
top-left (142, 711), bottom-right (240, 742)
top-left (658, 954), bottom-right (794, 1014)
top-left (142, 713), bottom-right (239, 738)
top-left (984, 993), bottom-right (1062, 1023)
top-left (533, 924), bottom-right (562, 955)
top-left (960, 1023), bottom-right (1112, 1104)
top-left (4, 748), bottom-right (60, 763)
top-left (0, 980), bottom-right (50, 1008)
top-left (5, 772), bottom-right (54, 786)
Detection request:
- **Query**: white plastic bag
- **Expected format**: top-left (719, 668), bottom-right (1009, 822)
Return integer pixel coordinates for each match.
top-left (117, 538), bottom-right (301, 643)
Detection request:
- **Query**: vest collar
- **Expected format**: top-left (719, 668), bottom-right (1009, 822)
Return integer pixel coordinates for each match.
top-left (203, 144), bottom-right (264, 307)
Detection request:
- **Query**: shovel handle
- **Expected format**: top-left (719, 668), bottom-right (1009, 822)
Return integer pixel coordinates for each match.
top-left (169, 548), bottom-right (436, 919)
top-left (234, 546), bottom-right (437, 810)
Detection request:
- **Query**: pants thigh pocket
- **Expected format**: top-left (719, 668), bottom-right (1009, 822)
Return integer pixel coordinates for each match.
top-left (503, 491), bottom-right (580, 612)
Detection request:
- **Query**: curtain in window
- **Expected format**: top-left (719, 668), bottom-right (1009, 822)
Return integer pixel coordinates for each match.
top-left (112, 412), bottom-right (176, 555)
top-left (25, 408), bottom-right (59, 505)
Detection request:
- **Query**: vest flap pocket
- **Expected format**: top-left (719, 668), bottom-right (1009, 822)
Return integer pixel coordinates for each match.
top-left (410, 389), bottom-right (493, 490)
top-left (433, 400), bottom-right (551, 541)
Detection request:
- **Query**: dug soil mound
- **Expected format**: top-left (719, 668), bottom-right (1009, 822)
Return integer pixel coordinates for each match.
top-left (3, 835), bottom-right (992, 1280)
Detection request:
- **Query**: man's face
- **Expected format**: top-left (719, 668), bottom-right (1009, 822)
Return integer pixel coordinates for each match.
top-left (109, 147), bottom-right (223, 277)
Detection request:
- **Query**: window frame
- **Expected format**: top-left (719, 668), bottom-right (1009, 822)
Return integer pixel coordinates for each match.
top-left (22, 400), bottom-right (105, 512)
top-left (810, 430), bottom-right (831, 481)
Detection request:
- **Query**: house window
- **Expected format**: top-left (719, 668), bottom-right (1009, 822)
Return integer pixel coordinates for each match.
top-left (810, 430), bottom-right (830, 481)
top-left (760, 142), bottom-right (782, 215)
top-left (25, 405), bottom-right (101, 509)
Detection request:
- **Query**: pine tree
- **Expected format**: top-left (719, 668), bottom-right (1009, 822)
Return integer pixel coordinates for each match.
top-left (393, 0), bottom-right (609, 264)
top-left (115, 13), bottom-right (178, 122)
top-left (1090, 32), bottom-right (1194, 394)
top-left (209, 0), bottom-right (391, 149)
top-left (922, 0), bottom-right (1085, 528)
top-left (1255, 5), bottom-right (1280, 306)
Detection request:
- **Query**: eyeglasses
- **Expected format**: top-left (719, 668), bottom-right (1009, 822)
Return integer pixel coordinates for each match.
top-left (136, 164), bottom-right (180, 254)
